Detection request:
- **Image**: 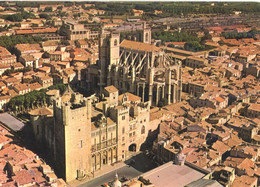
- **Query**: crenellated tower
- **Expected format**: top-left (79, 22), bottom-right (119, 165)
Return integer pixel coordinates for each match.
top-left (53, 91), bottom-right (92, 182)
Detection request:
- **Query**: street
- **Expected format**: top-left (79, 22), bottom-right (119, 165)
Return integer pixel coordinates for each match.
top-left (79, 153), bottom-right (158, 187)
top-left (80, 165), bottom-right (141, 187)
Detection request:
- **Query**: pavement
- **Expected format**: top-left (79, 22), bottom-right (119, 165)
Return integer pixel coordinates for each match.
top-left (68, 161), bottom-right (126, 187)
top-left (79, 165), bottom-right (142, 187)
top-left (68, 152), bottom-right (158, 187)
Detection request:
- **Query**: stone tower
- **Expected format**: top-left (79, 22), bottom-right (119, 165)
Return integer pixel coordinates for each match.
top-left (99, 29), bottom-right (120, 93)
top-left (53, 92), bottom-right (92, 182)
top-left (142, 22), bottom-right (151, 44)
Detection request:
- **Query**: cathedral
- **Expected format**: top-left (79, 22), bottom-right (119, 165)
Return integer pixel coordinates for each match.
top-left (87, 23), bottom-right (182, 106)
top-left (28, 23), bottom-right (182, 182)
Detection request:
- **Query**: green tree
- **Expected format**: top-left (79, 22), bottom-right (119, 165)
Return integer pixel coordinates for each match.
top-left (184, 41), bottom-right (205, 52)
top-left (6, 13), bottom-right (23, 22)
top-left (39, 13), bottom-right (51, 20)
top-left (44, 7), bottom-right (53, 12)
top-left (49, 83), bottom-right (67, 95)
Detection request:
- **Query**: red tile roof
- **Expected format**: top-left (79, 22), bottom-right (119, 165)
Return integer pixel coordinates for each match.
top-left (104, 85), bottom-right (118, 93)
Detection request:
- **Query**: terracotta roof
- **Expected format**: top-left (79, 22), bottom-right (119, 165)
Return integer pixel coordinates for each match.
top-left (77, 39), bottom-right (88, 45)
top-left (16, 28), bottom-right (57, 35)
top-left (29, 107), bottom-right (52, 116)
top-left (104, 85), bottom-right (118, 93)
top-left (231, 176), bottom-right (257, 187)
top-left (38, 66), bottom-right (51, 72)
top-left (212, 140), bottom-right (230, 154)
top-left (248, 103), bottom-right (260, 112)
top-left (28, 83), bottom-right (42, 90)
top-left (215, 96), bottom-right (225, 103)
top-left (13, 84), bottom-right (30, 92)
top-left (12, 62), bottom-right (24, 68)
top-left (0, 63), bottom-right (10, 69)
top-left (15, 43), bottom-right (42, 52)
top-left (12, 170), bottom-right (35, 186)
top-left (120, 40), bottom-right (160, 52)
top-left (118, 92), bottom-right (141, 102)
top-left (63, 67), bottom-right (75, 75)
top-left (41, 40), bottom-right (58, 47)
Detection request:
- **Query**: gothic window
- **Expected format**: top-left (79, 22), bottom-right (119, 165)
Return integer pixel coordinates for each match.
top-left (141, 125), bottom-right (145, 134)
top-left (145, 33), bottom-right (149, 42)
top-left (122, 116), bottom-right (125, 120)
top-left (114, 39), bottom-right (117, 46)
top-left (171, 70), bottom-right (177, 79)
top-left (120, 69), bottom-right (123, 77)
top-left (122, 127), bottom-right (125, 134)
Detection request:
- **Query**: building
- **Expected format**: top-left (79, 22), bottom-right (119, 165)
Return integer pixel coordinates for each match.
top-left (87, 29), bottom-right (182, 106)
top-left (0, 46), bottom-right (16, 65)
top-left (185, 56), bottom-right (209, 68)
top-left (49, 51), bottom-right (70, 61)
top-left (61, 20), bottom-right (90, 41)
top-left (137, 161), bottom-right (211, 187)
top-left (41, 41), bottom-right (59, 52)
top-left (15, 43), bottom-right (42, 58)
top-left (29, 85), bottom-right (150, 182)
top-left (15, 28), bottom-right (64, 41)
top-left (116, 22), bottom-right (152, 44)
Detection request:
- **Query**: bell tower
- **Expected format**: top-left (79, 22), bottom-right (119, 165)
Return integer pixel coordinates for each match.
top-left (99, 27), bottom-right (120, 93)
top-left (142, 22), bottom-right (151, 44)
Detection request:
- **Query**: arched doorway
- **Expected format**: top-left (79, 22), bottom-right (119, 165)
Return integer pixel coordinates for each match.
top-left (102, 151), bottom-right (107, 165)
top-left (129, 143), bottom-right (137, 152)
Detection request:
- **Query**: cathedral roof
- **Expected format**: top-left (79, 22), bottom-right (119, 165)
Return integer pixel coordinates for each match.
top-left (120, 40), bottom-right (160, 52)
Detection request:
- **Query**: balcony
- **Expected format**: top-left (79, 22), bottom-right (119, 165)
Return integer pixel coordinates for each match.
top-left (91, 139), bottom-right (117, 153)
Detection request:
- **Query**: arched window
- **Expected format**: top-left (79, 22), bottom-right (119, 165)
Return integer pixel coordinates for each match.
top-left (114, 39), bottom-right (117, 46)
top-left (141, 125), bottom-right (145, 134)
top-left (145, 33), bottom-right (149, 42)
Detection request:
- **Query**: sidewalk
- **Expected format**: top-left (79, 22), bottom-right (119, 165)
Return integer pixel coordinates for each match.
top-left (68, 161), bottom-right (126, 187)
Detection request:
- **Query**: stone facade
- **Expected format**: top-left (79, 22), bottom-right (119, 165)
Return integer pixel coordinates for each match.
top-left (87, 27), bottom-right (182, 106)
top-left (29, 85), bottom-right (150, 182)
top-left (62, 20), bottom-right (90, 41)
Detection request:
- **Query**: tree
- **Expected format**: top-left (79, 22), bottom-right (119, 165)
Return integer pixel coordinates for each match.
top-left (201, 30), bottom-right (212, 41)
top-left (39, 13), bottom-right (51, 20)
top-left (57, 11), bottom-right (68, 18)
top-left (49, 83), bottom-right (67, 95)
top-left (21, 11), bottom-right (36, 19)
top-left (44, 7), bottom-right (52, 12)
top-left (6, 13), bottom-right (23, 22)
top-left (184, 41), bottom-right (205, 52)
